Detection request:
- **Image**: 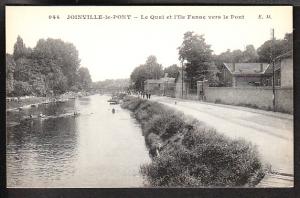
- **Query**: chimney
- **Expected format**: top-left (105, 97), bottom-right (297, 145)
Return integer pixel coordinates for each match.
top-left (232, 63), bottom-right (236, 72)
top-left (260, 63), bottom-right (263, 72)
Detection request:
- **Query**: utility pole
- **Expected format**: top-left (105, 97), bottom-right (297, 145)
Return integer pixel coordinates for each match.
top-left (271, 28), bottom-right (275, 111)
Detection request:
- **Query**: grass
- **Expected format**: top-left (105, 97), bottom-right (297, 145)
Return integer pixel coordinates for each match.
top-left (121, 96), bottom-right (266, 187)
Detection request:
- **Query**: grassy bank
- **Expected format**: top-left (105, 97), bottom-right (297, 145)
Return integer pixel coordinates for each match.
top-left (121, 96), bottom-right (265, 187)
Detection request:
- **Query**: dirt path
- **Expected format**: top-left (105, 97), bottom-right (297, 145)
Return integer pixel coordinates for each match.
top-left (151, 96), bottom-right (293, 177)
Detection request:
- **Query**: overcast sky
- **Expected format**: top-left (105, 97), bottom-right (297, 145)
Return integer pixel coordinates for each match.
top-left (6, 6), bottom-right (292, 82)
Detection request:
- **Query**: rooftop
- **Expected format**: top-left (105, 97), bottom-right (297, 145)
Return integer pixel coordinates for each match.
top-left (224, 63), bottom-right (270, 75)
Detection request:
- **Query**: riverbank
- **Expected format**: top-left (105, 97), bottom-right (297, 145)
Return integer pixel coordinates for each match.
top-left (6, 91), bottom-right (90, 111)
top-left (121, 96), bottom-right (266, 187)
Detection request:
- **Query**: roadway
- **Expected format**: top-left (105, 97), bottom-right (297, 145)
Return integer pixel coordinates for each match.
top-left (151, 96), bottom-right (293, 176)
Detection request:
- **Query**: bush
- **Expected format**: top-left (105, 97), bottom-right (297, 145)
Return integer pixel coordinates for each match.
top-left (122, 96), bottom-right (265, 187)
top-left (13, 81), bottom-right (32, 96)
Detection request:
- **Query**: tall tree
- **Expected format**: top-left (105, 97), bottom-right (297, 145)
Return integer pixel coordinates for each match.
top-left (178, 31), bottom-right (212, 88)
top-left (283, 33), bottom-right (293, 52)
top-left (130, 64), bottom-right (148, 91)
top-left (13, 36), bottom-right (31, 61)
top-left (242, 45), bottom-right (259, 62)
top-left (33, 38), bottom-right (80, 87)
top-left (257, 33), bottom-right (293, 62)
top-left (78, 67), bottom-right (92, 90)
top-left (144, 55), bottom-right (164, 79)
top-left (130, 55), bottom-right (164, 91)
top-left (164, 64), bottom-right (180, 78)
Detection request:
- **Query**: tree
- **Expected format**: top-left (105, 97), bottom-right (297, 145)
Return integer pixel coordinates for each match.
top-left (283, 33), bottom-right (293, 52)
top-left (78, 67), bottom-right (92, 90)
top-left (144, 55), bottom-right (164, 79)
top-left (9, 36), bottom-right (90, 96)
top-left (164, 64), bottom-right (180, 78)
top-left (130, 64), bottom-right (148, 91)
top-left (178, 31), bottom-right (213, 88)
top-left (242, 45), bottom-right (259, 62)
top-left (33, 38), bottom-right (80, 87)
top-left (45, 69), bottom-right (68, 94)
top-left (257, 39), bottom-right (287, 62)
top-left (130, 55), bottom-right (164, 91)
top-left (13, 36), bottom-right (31, 61)
top-left (13, 81), bottom-right (32, 96)
top-left (6, 54), bottom-right (16, 95)
top-left (257, 33), bottom-right (293, 62)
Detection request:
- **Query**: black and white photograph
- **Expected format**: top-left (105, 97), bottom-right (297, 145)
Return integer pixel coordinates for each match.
top-left (5, 6), bottom-right (293, 188)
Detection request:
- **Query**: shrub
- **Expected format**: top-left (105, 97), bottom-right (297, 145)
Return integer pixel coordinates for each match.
top-left (123, 96), bottom-right (265, 187)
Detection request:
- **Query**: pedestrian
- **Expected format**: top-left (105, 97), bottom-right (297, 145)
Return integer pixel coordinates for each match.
top-left (149, 92), bottom-right (151, 99)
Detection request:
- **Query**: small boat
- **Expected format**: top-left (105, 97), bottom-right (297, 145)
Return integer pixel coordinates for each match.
top-left (109, 101), bottom-right (119, 105)
top-left (107, 96), bottom-right (119, 105)
top-left (38, 113), bottom-right (46, 118)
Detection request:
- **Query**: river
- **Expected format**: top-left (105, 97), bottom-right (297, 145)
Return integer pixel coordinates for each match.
top-left (6, 94), bottom-right (150, 188)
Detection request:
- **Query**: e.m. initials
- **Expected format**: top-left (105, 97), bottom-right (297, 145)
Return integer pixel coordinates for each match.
top-left (258, 14), bottom-right (272, 19)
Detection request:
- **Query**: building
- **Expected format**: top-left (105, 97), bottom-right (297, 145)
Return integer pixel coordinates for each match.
top-left (270, 51), bottom-right (293, 88)
top-left (144, 74), bottom-right (176, 96)
top-left (219, 62), bottom-right (272, 87)
top-left (175, 62), bottom-right (220, 99)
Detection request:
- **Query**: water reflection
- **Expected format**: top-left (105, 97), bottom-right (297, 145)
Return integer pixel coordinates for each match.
top-left (7, 95), bottom-right (150, 187)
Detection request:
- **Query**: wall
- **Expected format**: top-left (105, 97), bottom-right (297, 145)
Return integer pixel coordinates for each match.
top-left (203, 87), bottom-right (293, 113)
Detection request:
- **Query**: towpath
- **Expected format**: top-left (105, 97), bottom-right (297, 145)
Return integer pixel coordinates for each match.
top-left (151, 96), bottom-right (293, 184)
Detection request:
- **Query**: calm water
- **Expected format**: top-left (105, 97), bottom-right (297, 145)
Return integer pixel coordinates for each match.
top-left (6, 95), bottom-right (150, 188)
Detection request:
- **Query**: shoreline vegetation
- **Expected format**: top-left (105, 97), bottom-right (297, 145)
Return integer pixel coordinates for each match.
top-left (6, 91), bottom-right (90, 111)
top-left (121, 96), bottom-right (266, 187)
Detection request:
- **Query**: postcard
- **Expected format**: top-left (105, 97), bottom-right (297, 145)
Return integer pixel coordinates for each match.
top-left (6, 6), bottom-right (293, 188)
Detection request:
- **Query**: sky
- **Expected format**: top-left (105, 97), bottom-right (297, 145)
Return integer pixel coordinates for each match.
top-left (6, 6), bottom-right (293, 82)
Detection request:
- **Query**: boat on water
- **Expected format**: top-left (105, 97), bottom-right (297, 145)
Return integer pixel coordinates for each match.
top-left (107, 96), bottom-right (119, 105)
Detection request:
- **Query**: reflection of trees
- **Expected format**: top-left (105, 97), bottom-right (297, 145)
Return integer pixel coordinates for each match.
top-left (7, 113), bottom-right (79, 186)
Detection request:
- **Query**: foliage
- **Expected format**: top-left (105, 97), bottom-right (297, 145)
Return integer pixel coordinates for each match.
top-left (6, 54), bottom-right (16, 95)
top-left (130, 55), bottom-right (164, 91)
top-left (178, 31), bottom-right (213, 88)
top-left (242, 45), bottom-right (259, 62)
top-left (93, 78), bottom-right (130, 92)
top-left (7, 36), bottom-right (91, 96)
top-left (122, 97), bottom-right (265, 187)
top-left (33, 38), bottom-right (80, 87)
top-left (78, 67), bottom-right (92, 90)
top-left (13, 36), bottom-right (32, 60)
top-left (214, 45), bottom-right (258, 64)
top-left (257, 33), bottom-right (293, 62)
top-left (164, 64), bottom-right (180, 78)
top-left (13, 81), bottom-right (32, 96)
